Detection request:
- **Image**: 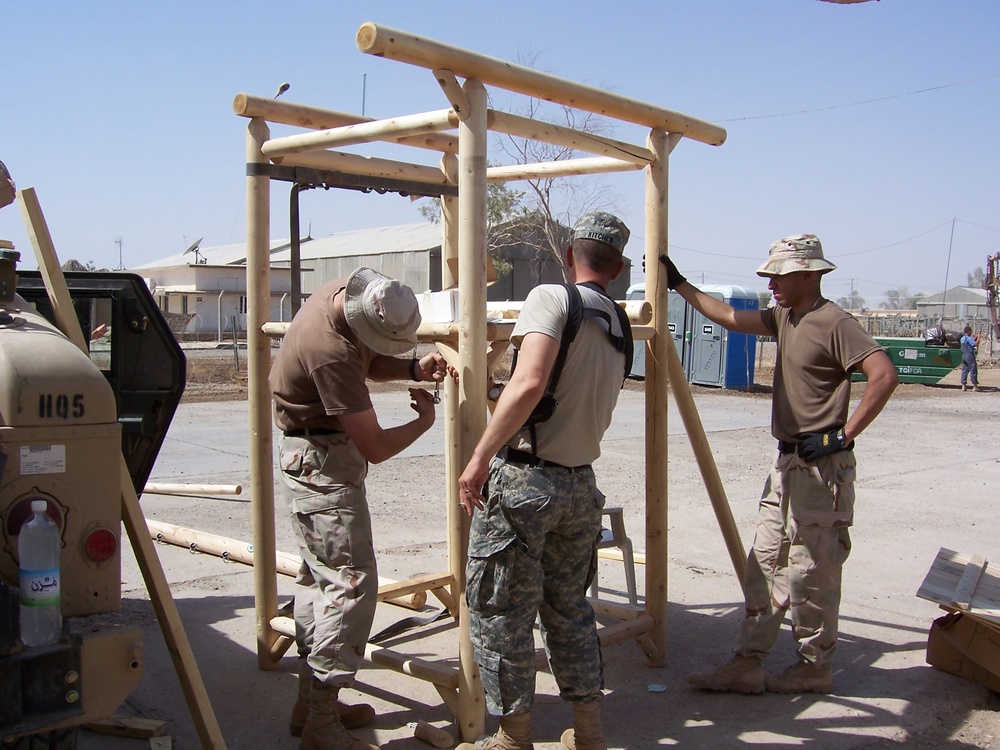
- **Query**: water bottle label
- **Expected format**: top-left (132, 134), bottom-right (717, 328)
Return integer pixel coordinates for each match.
top-left (20, 568), bottom-right (60, 606)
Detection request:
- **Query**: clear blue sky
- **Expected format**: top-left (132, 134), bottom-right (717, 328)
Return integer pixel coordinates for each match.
top-left (2, 1), bottom-right (997, 307)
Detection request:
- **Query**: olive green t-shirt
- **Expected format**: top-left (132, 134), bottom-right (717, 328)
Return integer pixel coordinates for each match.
top-left (269, 278), bottom-right (378, 434)
top-left (761, 298), bottom-right (881, 443)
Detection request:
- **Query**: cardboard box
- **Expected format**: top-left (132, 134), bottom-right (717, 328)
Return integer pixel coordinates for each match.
top-left (926, 612), bottom-right (1000, 693)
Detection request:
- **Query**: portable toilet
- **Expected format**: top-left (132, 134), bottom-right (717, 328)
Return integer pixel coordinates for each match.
top-left (625, 283), bottom-right (759, 390)
top-left (688, 285), bottom-right (759, 389)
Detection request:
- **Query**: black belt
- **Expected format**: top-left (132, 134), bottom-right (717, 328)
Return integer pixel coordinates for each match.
top-left (497, 446), bottom-right (589, 471)
top-left (777, 438), bottom-right (854, 456)
top-left (777, 440), bottom-right (798, 455)
top-left (283, 428), bottom-right (338, 438)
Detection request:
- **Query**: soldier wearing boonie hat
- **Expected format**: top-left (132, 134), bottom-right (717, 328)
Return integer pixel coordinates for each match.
top-left (343, 267), bottom-right (421, 355)
top-left (269, 267), bottom-right (455, 750)
top-left (756, 233), bottom-right (837, 277)
top-left (660, 234), bottom-right (898, 697)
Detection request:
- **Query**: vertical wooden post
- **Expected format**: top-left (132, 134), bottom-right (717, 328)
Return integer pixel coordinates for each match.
top-left (455, 78), bottom-right (488, 742)
top-left (246, 117), bottom-right (282, 669)
top-left (441, 152), bottom-right (464, 597)
top-left (642, 129), bottom-right (678, 667)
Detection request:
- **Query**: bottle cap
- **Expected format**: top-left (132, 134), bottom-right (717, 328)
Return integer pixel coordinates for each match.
top-left (30, 500), bottom-right (47, 513)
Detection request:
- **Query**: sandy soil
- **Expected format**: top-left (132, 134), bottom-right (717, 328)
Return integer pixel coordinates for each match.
top-left (73, 345), bottom-right (1000, 750)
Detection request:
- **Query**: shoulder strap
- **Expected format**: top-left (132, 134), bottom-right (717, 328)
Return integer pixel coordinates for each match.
top-left (578, 281), bottom-right (633, 382)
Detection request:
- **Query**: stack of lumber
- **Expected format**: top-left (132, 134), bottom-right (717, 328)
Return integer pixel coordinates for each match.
top-left (917, 548), bottom-right (1000, 693)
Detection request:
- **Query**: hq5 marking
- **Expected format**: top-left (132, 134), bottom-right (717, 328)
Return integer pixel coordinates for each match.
top-left (38, 393), bottom-right (85, 420)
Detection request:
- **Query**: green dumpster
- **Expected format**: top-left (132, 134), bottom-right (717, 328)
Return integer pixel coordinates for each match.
top-left (852, 337), bottom-right (964, 385)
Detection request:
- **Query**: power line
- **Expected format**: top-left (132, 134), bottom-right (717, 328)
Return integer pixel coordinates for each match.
top-left (722, 72), bottom-right (1000, 122)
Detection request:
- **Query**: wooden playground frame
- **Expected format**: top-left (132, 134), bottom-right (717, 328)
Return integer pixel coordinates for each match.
top-left (233, 22), bottom-right (747, 743)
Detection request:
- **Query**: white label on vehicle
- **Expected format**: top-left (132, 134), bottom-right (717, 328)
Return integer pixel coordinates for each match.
top-left (903, 349), bottom-right (918, 360)
top-left (20, 445), bottom-right (66, 475)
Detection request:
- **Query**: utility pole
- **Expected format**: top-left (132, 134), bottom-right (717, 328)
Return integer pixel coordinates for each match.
top-left (115, 237), bottom-right (124, 271)
top-left (361, 73), bottom-right (367, 116)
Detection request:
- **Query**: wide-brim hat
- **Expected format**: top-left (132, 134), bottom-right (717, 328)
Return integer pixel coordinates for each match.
top-left (756, 233), bottom-right (837, 277)
top-left (343, 267), bottom-right (421, 356)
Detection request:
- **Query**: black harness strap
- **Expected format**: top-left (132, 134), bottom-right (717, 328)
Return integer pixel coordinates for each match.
top-left (512, 282), bottom-right (634, 458)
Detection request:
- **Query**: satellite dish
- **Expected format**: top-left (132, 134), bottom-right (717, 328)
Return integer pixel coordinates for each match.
top-left (182, 237), bottom-right (204, 255)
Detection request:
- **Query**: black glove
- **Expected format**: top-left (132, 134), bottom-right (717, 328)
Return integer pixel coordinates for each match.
top-left (658, 255), bottom-right (687, 290)
top-left (797, 428), bottom-right (852, 461)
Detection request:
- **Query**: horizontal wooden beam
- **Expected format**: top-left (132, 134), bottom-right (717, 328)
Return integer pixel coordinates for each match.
top-left (262, 109), bottom-right (462, 158)
top-left (273, 149), bottom-right (449, 186)
top-left (487, 156), bottom-right (643, 183)
top-left (489, 109), bottom-right (653, 166)
top-left (233, 93), bottom-right (457, 153)
top-left (356, 23), bottom-right (726, 146)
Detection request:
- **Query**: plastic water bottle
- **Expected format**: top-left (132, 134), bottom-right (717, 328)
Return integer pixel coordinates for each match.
top-left (19, 500), bottom-right (62, 647)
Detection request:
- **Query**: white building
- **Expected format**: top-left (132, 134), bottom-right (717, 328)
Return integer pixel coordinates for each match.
top-left (132, 240), bottom-right (295, 338)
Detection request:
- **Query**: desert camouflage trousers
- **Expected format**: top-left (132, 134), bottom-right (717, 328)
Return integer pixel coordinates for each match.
top-left (277, 432), bottom-right (378, 688)
top-left (734, 449), bottom-right (856, 668)
top-left (466, 456), bottom-right (605, 716)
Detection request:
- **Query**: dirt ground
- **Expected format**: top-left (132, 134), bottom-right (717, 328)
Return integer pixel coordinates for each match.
top-left (75, 344), bottom-right (1000, 749)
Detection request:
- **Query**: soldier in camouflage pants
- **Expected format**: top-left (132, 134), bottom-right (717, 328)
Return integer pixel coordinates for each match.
top-left (466, 460), bottom-right (604, 715)
top-left (734, 450), bottom-right (856, 668)
top-left (664, 236), bottom-right (897, 695)
top-left (458, 212), bottom-right (633, 750)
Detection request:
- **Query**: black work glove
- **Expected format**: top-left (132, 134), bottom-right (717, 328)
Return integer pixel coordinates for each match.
top-left (658, 254), bottom-right (687, 290)
top-left (797, 428), bottom-right (853, 462)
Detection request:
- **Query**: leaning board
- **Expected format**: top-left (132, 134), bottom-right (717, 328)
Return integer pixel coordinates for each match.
top-left (917, 548), bottom-right (1000, 626)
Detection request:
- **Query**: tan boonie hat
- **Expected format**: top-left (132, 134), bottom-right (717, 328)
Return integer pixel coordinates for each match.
top-left (756, 233), bottom-right (837, 277)
top-left (572, 211), bottom-right (630, 254)
top-left (344, 267), bottom-right (421, 356)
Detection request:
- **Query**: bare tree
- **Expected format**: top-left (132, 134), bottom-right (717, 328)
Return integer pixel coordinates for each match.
top-left (492, 96), bottom-right (620, 279)
top-left (968, 266), bottom-right (986, 288)
top-left (836, 290), bottom-right (866, 310)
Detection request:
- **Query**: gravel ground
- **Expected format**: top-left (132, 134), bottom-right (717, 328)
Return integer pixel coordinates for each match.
top-left (75, 344), bottom-right (1000, 749)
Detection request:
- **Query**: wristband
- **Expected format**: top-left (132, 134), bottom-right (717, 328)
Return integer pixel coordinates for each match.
top-left (409, 356), bottom-right (421, 382)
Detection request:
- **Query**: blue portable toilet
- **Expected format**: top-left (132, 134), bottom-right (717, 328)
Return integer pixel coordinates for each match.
top-left (626, 283), bottom-right (759, 389)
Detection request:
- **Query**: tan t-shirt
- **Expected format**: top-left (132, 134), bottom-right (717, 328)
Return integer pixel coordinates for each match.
top-left (506, 283), bottom-right (627, 467)
top-left (761, 298), bottom-right (882, 443)
top-left (269, 278), bottom-right (378, 434)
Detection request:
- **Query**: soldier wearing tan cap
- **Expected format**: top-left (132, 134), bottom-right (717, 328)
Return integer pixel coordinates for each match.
top-left (271, 267), bottom-right (456, 750)
top-left (663, 235), bottom-right (898, 695)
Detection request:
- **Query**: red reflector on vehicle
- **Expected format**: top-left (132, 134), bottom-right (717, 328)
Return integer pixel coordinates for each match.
top-left (84, 528), bottom-right (117, 562)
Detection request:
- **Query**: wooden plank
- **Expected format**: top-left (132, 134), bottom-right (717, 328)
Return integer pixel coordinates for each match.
top-left (85, 715), bottom-right (167, 739)
top-left (917, 548), bottom-right (1000, 626)
top-left (952, 556), bottom-right (987, 611)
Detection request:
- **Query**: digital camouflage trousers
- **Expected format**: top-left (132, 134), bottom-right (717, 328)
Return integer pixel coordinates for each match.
top-left (466, 456), bottom-right (606, 716)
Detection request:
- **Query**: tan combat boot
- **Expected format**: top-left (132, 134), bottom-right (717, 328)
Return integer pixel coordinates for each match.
top-left (456, 712), bottom-right (533, 750)
top-left (299, 681), bottom-right (380, 750)
top-left (688, 655), bottom-right (765, 694)
top-left (764, 661), bottom-right (833, 694)
top-left (291, 660), bottom-right (376, 737)
top-left (559, 700), bottom-right (606, 750)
